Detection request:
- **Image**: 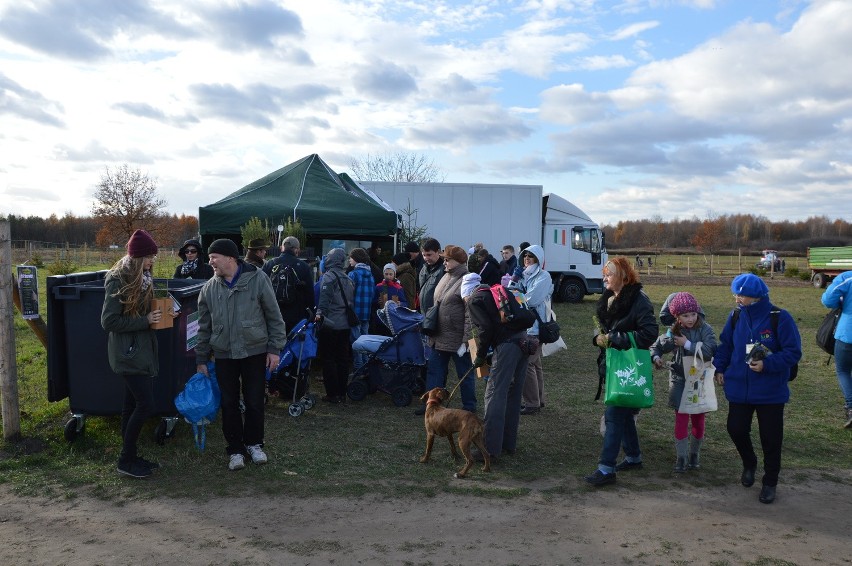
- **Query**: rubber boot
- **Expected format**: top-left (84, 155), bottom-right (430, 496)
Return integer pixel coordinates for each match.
top-left (688, 436), bottom-right (703, 470)
top-left (673, 438), bottom-right (688, 473)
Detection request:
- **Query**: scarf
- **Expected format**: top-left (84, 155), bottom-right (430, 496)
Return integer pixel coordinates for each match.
top-left (180, 259), bottom-right (198, 275)
top-left (142, 270), bottom-right (153, 292)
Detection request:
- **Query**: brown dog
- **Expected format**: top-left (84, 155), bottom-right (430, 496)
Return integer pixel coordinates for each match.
top-left (419, 387), bottom-right (490, 478)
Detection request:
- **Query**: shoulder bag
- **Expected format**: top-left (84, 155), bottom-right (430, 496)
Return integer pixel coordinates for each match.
top-left (678, 342), bottom-right (717, 414)
top-left (334, 273), bottom-right (359, 327)
top-left (533, 302), bottom-right (561, 344)
top-left (604, 333), bottom-right (654, 409)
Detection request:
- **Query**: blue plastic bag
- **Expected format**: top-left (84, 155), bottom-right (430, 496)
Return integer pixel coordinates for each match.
top-left (175, 363), bottom-right (220, 450)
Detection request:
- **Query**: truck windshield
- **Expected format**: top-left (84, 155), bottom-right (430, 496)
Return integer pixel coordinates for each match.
top-left (573, 227), bottom-right (603, 254)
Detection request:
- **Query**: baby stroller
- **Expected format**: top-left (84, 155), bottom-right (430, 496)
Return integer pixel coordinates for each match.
top-left (267, 318), bottom-right (318, 417)
top-left (348, 301), bottom-right (426, 407)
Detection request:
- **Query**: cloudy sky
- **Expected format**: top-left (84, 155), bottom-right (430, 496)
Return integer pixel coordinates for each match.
top-left (1, 0), bottom-right (850, 226)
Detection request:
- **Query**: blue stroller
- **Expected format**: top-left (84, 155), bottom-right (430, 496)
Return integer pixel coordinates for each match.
top-left (348, 301), bottom-right (426, 407)
top-left (267, 318), bottom-right (318, 417)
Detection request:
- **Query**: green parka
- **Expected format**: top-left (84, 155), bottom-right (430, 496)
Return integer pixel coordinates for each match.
top-left (101, 272), bottom-right (159, 377)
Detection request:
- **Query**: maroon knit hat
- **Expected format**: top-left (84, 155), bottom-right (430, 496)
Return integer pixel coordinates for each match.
top-left (126, 229), bottom-right (158, 258)
top-left (668, 292), bottom-right (700, 317)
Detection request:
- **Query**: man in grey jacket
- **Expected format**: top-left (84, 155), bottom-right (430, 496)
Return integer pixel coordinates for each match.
top-left (196, 238), bottom-right (286, 471)
top-left (418, 237), bottom-right (445, 315)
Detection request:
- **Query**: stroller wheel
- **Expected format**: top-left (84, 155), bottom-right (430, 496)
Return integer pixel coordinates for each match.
top-left (347, 379), bottom-right (368, 402)
top-left (288, 403), bottom-right (304, 417)
top-left (302, 395), bottom-right (316, 410)
top-left (392, 386), bottom-right (413, 407)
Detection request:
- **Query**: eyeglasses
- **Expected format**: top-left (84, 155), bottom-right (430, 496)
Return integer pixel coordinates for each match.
top-left (185, 249), bottom-right (198, 254)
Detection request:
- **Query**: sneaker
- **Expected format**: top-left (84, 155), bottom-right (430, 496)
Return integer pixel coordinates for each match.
top-left (246, 444), bottom-right (268, 465)
top-left (117, 460), bottom-right (153, 479)
top-left (136, 456), bottom-right (160, 471)
top-left (615, 459), bottom-right (643, 472)
top-left (584, 469), bottom-right (616, 487)
top-left (845, 407), bottom-right (852, 429)
top-left (228, 453), bottom-right (246, 471)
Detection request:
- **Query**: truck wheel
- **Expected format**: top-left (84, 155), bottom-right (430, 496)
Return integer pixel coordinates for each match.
top-left (558, 278), bottom-right (585, 303)
top-left (813, 273), bottom-right (827, 288)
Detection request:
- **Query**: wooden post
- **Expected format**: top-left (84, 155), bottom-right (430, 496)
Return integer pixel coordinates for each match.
top-left (0, 220), bottom-right (22, 441)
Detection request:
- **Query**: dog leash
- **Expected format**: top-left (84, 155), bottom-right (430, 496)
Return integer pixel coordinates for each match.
top-left (445, 365), bottom-right (476, 403)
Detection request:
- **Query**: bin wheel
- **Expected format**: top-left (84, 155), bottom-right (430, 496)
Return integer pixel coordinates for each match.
top-left (302, 395), bottom-right (316, 410)
top-left (347, 379), bottom-right (368, 402)
top-left (392, 386), bottom-right (413, 407)
top-left (288, 403), bottom-right (304, 417)
top-left (154, 421), bottom-right (168, 445)
top-left (64, 418), bottom-right (83, 442)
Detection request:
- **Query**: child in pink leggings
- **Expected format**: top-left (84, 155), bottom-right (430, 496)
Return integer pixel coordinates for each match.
top-left (652, 292), bottom-right (718, 472)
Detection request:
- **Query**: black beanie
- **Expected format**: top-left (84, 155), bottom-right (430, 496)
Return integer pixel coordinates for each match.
top-left (208, 238), bottom-right (239, 259)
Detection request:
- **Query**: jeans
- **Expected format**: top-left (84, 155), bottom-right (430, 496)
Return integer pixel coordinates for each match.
top-left (425, 348), bottom-right (476, 411)
top-left (727, 402), bottom-right (784, 487)
top-left (215, 354), bottom-right (267, 456)
top-left (599, 405), bottom-right (642, 473)
top-left (351, 320), bottom-right (371, 370)
top-left (119, 374), bottom-right (155, 463)
top-left (482, 338), bottom-right (528, 456)
top-left (834, 339), bottom-right (852, 408)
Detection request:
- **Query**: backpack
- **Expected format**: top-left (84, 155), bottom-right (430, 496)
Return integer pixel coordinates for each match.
top-left (730, 307), bottom-right (799, 381)
top-left (482, 284), bottom-right (535, 331)
top-left (270, 262), bottom-right (302, 306)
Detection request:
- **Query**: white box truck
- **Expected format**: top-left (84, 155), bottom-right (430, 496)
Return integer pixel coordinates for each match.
top-left (358, 182), bottom-right (607, 302)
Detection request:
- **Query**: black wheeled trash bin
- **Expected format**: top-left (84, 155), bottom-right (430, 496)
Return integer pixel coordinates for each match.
top-left (47, 271), bottom-right (206, 443)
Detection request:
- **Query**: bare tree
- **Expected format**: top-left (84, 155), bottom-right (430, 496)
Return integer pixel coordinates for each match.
top-left (91, 164), bottom-right (167, 245)
top-left (350, 152), bottom-right (446, 182)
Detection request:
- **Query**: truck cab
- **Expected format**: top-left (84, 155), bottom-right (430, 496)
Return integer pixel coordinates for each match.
top-left (542, 194), bottom-right (607, 302)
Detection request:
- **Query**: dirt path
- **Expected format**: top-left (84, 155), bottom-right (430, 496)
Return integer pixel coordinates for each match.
top-left (1, 474), bottom-right (850, 565)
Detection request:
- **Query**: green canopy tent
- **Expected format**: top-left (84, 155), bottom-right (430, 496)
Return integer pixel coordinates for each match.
top-left (198, 154), bottom-right (399, 250)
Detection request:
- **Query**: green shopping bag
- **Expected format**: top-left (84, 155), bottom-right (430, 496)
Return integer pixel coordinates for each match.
top-left (604, 333), bottom-right (654, 408)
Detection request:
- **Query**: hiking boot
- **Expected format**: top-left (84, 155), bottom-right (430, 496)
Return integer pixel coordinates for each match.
top-left (741, 466), bottom-right (756, 487)
top-left (758, 485), bottom-right (777, 504)
top-left (584, 469), bottom-right (616, 487)
top-left (413, 405), bottom-right (426, 416)
top-left (519, 405), bottom-right (540, 415)
top-left (845, 407), bottom-right (852, 429)
top-left (615, 459), bottom-right (643, 472)
top-left (136, 456), bottom-right (160, 471)
top-left (673, 457), bottom-right (687, 473)
top-left (228, 453), bottom-right (246, 471)
top-left (246, 444), bottom-right (268, 465)
top-left (117, 460), bottom-right (153, 479)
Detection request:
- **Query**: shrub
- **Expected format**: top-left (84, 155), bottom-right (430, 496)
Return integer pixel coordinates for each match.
top-left (784, 267), bottom-right (800, 278)
top-left (47, 259), bottom-right (79, 275)
top-left (30, 252), bottom-right (44, 268)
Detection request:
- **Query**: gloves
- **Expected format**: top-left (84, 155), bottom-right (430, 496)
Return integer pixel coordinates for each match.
top-left (473, 356), bottom-right (486, 368)
top-left (500, 273), bottom-right (512, 287)
top-left (457, 343), bottom-right (468, 357)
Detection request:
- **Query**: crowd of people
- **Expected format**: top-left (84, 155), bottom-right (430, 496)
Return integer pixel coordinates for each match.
top-left (103, 231), bottom-right (851, 507)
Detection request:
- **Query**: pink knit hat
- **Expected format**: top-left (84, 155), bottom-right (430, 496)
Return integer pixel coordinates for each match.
top-left (668, 292), bottom-right (700, 317)
top-left (126, 229), bottom-right (158, 258)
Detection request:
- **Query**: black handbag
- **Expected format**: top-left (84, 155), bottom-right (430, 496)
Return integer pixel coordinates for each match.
top-left (421, 303), bottom-right (440, 336)
top-left (816, 306), bottom-right (841, 355)
top-left (533, 307), bottom-right (561, 344)
top-left (334, 274), bottom-right (359, 327)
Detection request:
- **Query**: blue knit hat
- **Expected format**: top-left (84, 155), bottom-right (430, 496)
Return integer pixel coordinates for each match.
top-left (731, 273), bottom-right (769, 298)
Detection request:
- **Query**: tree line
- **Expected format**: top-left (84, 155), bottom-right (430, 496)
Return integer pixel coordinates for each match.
top-left (602, 214), bottom-right (851, 254)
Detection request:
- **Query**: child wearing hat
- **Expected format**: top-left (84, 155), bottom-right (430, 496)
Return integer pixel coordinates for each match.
top-left (372, 263), bottom-right (408, 335)
top-left (650, 292), bottom-right (718, 473)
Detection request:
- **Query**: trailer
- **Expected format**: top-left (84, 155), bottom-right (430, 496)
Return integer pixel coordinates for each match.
top-left (358, 182), bottom-right (607, 302)
top-left (808, 246), bottom-right (852, 288)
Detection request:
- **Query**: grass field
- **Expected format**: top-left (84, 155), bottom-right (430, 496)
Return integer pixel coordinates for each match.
top-left (1, 259), bottom-right (849, 503)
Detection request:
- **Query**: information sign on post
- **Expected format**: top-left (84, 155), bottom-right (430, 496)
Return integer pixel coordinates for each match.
top-left (16, 266), bottom-right (39, 320)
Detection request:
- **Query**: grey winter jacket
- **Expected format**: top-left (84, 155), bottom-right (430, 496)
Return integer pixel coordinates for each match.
top-left (316, 268), bottom-right (356, 330)
top-left (101, 272), bottom-right (159, 377)
top-left (650, 321), bottom-right (718, 409)
top-left (195, 262), bottom-right (286, 364)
